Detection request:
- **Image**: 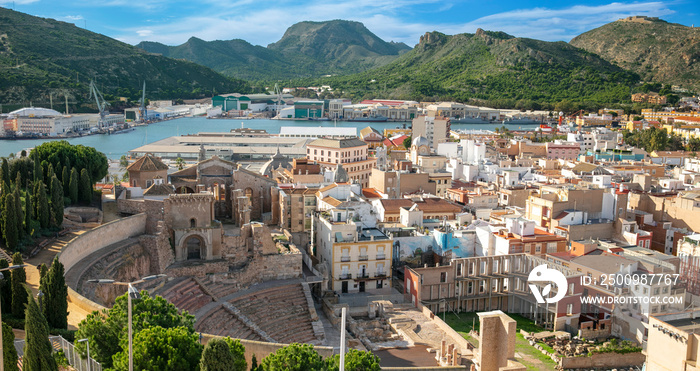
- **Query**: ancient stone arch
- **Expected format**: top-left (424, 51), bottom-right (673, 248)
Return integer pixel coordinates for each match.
top-left (177, 232), bottom-right (210, 261)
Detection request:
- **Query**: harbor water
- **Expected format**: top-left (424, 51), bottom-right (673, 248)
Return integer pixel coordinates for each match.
top-left (0, 117), bottom-right (539, 159)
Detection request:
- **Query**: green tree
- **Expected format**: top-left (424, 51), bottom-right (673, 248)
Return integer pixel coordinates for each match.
top-left (1, 158), bottom-right (10, 186)
top-left (79, 168), bottom-right (92, 205)
top-left (2, 323), bottom-right (19, 371)
top-left (251, 354), bottom-right (260, 371)
top-left (0, 259), bottom-right (11, 315)
top-left (402, 136), bottom-right (412, 150)
top-left (43, 257), bottom-right (68, 329)
top-left (24, 190), bottom-right (33, 236)
top-left (10, 253), bottom-right (27, 317)
top-left (260, 343), bottom-right (325, 371)
top-left (112, 326), bottom-right (202, 371)
top-left (2, 192), bottom-right (18, 251)
top-left (23, 294), bottom-right (58, 371)
top-left (119, 155), bottom-right (129, 169)
top-left (31, 141), bottom-right (108, 183)
top-left (35, 182), bottom-right (49, 229)
top-left (325, 349), bottom-right (381, 371)
top-left (75, 291), bottom-right (194, 368)
top-left (175, 157), bottom-right (185, 170)
top-left (199, 337), bottom-right (247, 371)
top-left (68, 167), bottom-right (79, 205)
top-left (50, 175), bottom-right (63, 228)
top-left (61, 166), bottom-right (69, 196)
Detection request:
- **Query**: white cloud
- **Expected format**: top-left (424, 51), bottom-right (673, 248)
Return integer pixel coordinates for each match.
top-left (111, 0), bottom-right (678, 46)
top-left (453, 2), bottom-right (676, 41)
top-left (136, 29), bottom-right (154, 38)
top-left (0, 0), bottom-right (39, 4)
top-left (61, 15), bottom-right (84, 21)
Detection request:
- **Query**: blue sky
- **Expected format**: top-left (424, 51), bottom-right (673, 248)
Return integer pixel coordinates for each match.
top-left (1, 0), bottom-right (698, 47)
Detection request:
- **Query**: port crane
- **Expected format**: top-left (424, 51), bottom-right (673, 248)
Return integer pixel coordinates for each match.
top-left (274, 83), bottom-right (282, 118)
top-left (89, 80), bottom-right (109, 129)
top-left (138, 81), bottom-right (147, 123)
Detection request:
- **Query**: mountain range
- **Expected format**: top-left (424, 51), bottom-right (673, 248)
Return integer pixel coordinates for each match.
top-left (570, 16), bottom-right (700, 90)
top-left (0, 8), bottom-right (697, 111)
top-left (0, 7), bottom-right (248, 109)
top-left (137, 20), bottom-right (410, 80)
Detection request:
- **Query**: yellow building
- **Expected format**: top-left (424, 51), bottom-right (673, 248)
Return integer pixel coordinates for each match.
top-left (315, 209), bottom-right (392, 294)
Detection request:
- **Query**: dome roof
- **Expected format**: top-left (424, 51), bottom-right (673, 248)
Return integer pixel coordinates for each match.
top-left (260, 147), bottom-right (291, 177)
top-left (8, 107), bottom-right (62, 117)
top-left (412, 135), bottom-right (429, 147)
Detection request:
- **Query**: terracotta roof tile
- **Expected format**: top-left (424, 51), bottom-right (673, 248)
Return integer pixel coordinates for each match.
top-left (127, 154), bottom-right (169, 172)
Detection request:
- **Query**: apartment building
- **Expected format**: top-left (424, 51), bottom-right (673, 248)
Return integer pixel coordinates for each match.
top-left (369, 169), bottom-right (436, 198)
top-left (526, 185), bottom-right (626, 241)
top-left (404, 254), bottom-right (583, 331)
top-left (646, 310), bottom-right (700, 371)
top-left (493, 218), bottom-right (568, 256)
top-left (315, 209), bottom-right (392, 294)
top-left (412, 115), bottom-right (450, 149)
top-left (278, 187), bottom-right (319, 233)
top-left (546, 142), bottom-right (581, 160)
top-left (306, 137), bottom-right (375, 187)
top-left (676, 234), bottom-right (700, 296)
top-left (376, 197), bottom-right (462, 223)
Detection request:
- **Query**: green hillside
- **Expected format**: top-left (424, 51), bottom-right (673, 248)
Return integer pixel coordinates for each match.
top-left (295, 29), bottom-right (639, 109)
top-left (0, 8), bottom-right (249, 109)
top-left (570, 16), bottom-right (700, 91)
top-left (137, 20), bottom-right (411, 80)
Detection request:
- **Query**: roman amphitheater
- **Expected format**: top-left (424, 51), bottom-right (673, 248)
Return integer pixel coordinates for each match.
top-left (57, 155), bottom-right (470, 367)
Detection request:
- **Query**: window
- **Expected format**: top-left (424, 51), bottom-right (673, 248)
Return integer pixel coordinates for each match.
top-left (440, 272), bottom-right (447, 283)
top-left (190, 218), bottom-right (196, 228)
top-left (566, 303), bottom-right (573, 315)
top-left (569, 283), bottom-right (575, 295)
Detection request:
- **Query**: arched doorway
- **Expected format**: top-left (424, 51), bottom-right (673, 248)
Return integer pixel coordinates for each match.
top-left (177, 186), bottom-right (195, 194)
top-left (185, 235), bottom-right (203, 260)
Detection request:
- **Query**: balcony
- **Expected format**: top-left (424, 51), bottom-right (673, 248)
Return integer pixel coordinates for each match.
top-left (375, 272), bottom-right (387, 278)
top-left (339, 273), bottom-right (352, 280)
top-left (356, 272), bottom-right (370, 279)
top-left (376, 254), bottom-right (386, 260)
top-left (358, 255), bottom-right (368, 261)
top-left (340, 256), bottom-right (351, 262)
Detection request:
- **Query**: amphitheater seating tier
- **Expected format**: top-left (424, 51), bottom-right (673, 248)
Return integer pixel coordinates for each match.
top-left (161, 278), bottom-right (214, 314)
top-left (228, 284), bottom-right (317, 344)
top-left (195, 306), bottom-right (263, 341)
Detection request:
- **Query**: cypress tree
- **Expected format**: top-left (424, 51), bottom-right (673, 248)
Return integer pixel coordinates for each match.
top-left (33, 158), bottom-right (43, 185)
top-left (44, 257), bottom-right (68, 329)
top-left (69, 168), bottom-right (78, 205)
top-left (24, 190), bottom-right (33, 236)
top-left (10, 253), bottom-right (27, 318)
top-left (61, 166), bottom-right (69, 196)
top-left (13, 187), bottom-right (23, 240)
top-left (23, 295), bottom-right (58, 371)
top-left (80, 168), bottom-right (92, 205)
top-left (2, 192), bottom-right (18, 251)
top-left (36, 182), bottom-right (49, 229)
top-left (1, 158), bottom-right (9, 186)
top-left (50, 175), bottom-right (63, 228)
top-left (46, 163), bottom-right (54, 187)
top-left (0, 259), bottom-right (11, 315)
top-left (2, 323), bottom-right (19, 371)
top-left (40, 160), bottom-right (49, 185)
top-left (0, 180), bottom-right (7, 246)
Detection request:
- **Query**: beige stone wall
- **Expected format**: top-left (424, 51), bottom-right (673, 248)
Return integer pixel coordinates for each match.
top-left (117, 198), bottom-right (146, 215)
top-left (59, 213), bottom-right (146, 271)
top-left (559, 352), bottom-right (645, 369)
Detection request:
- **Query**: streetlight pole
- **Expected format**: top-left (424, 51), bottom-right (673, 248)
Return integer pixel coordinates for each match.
top-left (88, 274), bottom-right (166, 371)
top-left (77, 338), bottom-right (90, 371)
top-left (0, 264), bottom-right (25, 371)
